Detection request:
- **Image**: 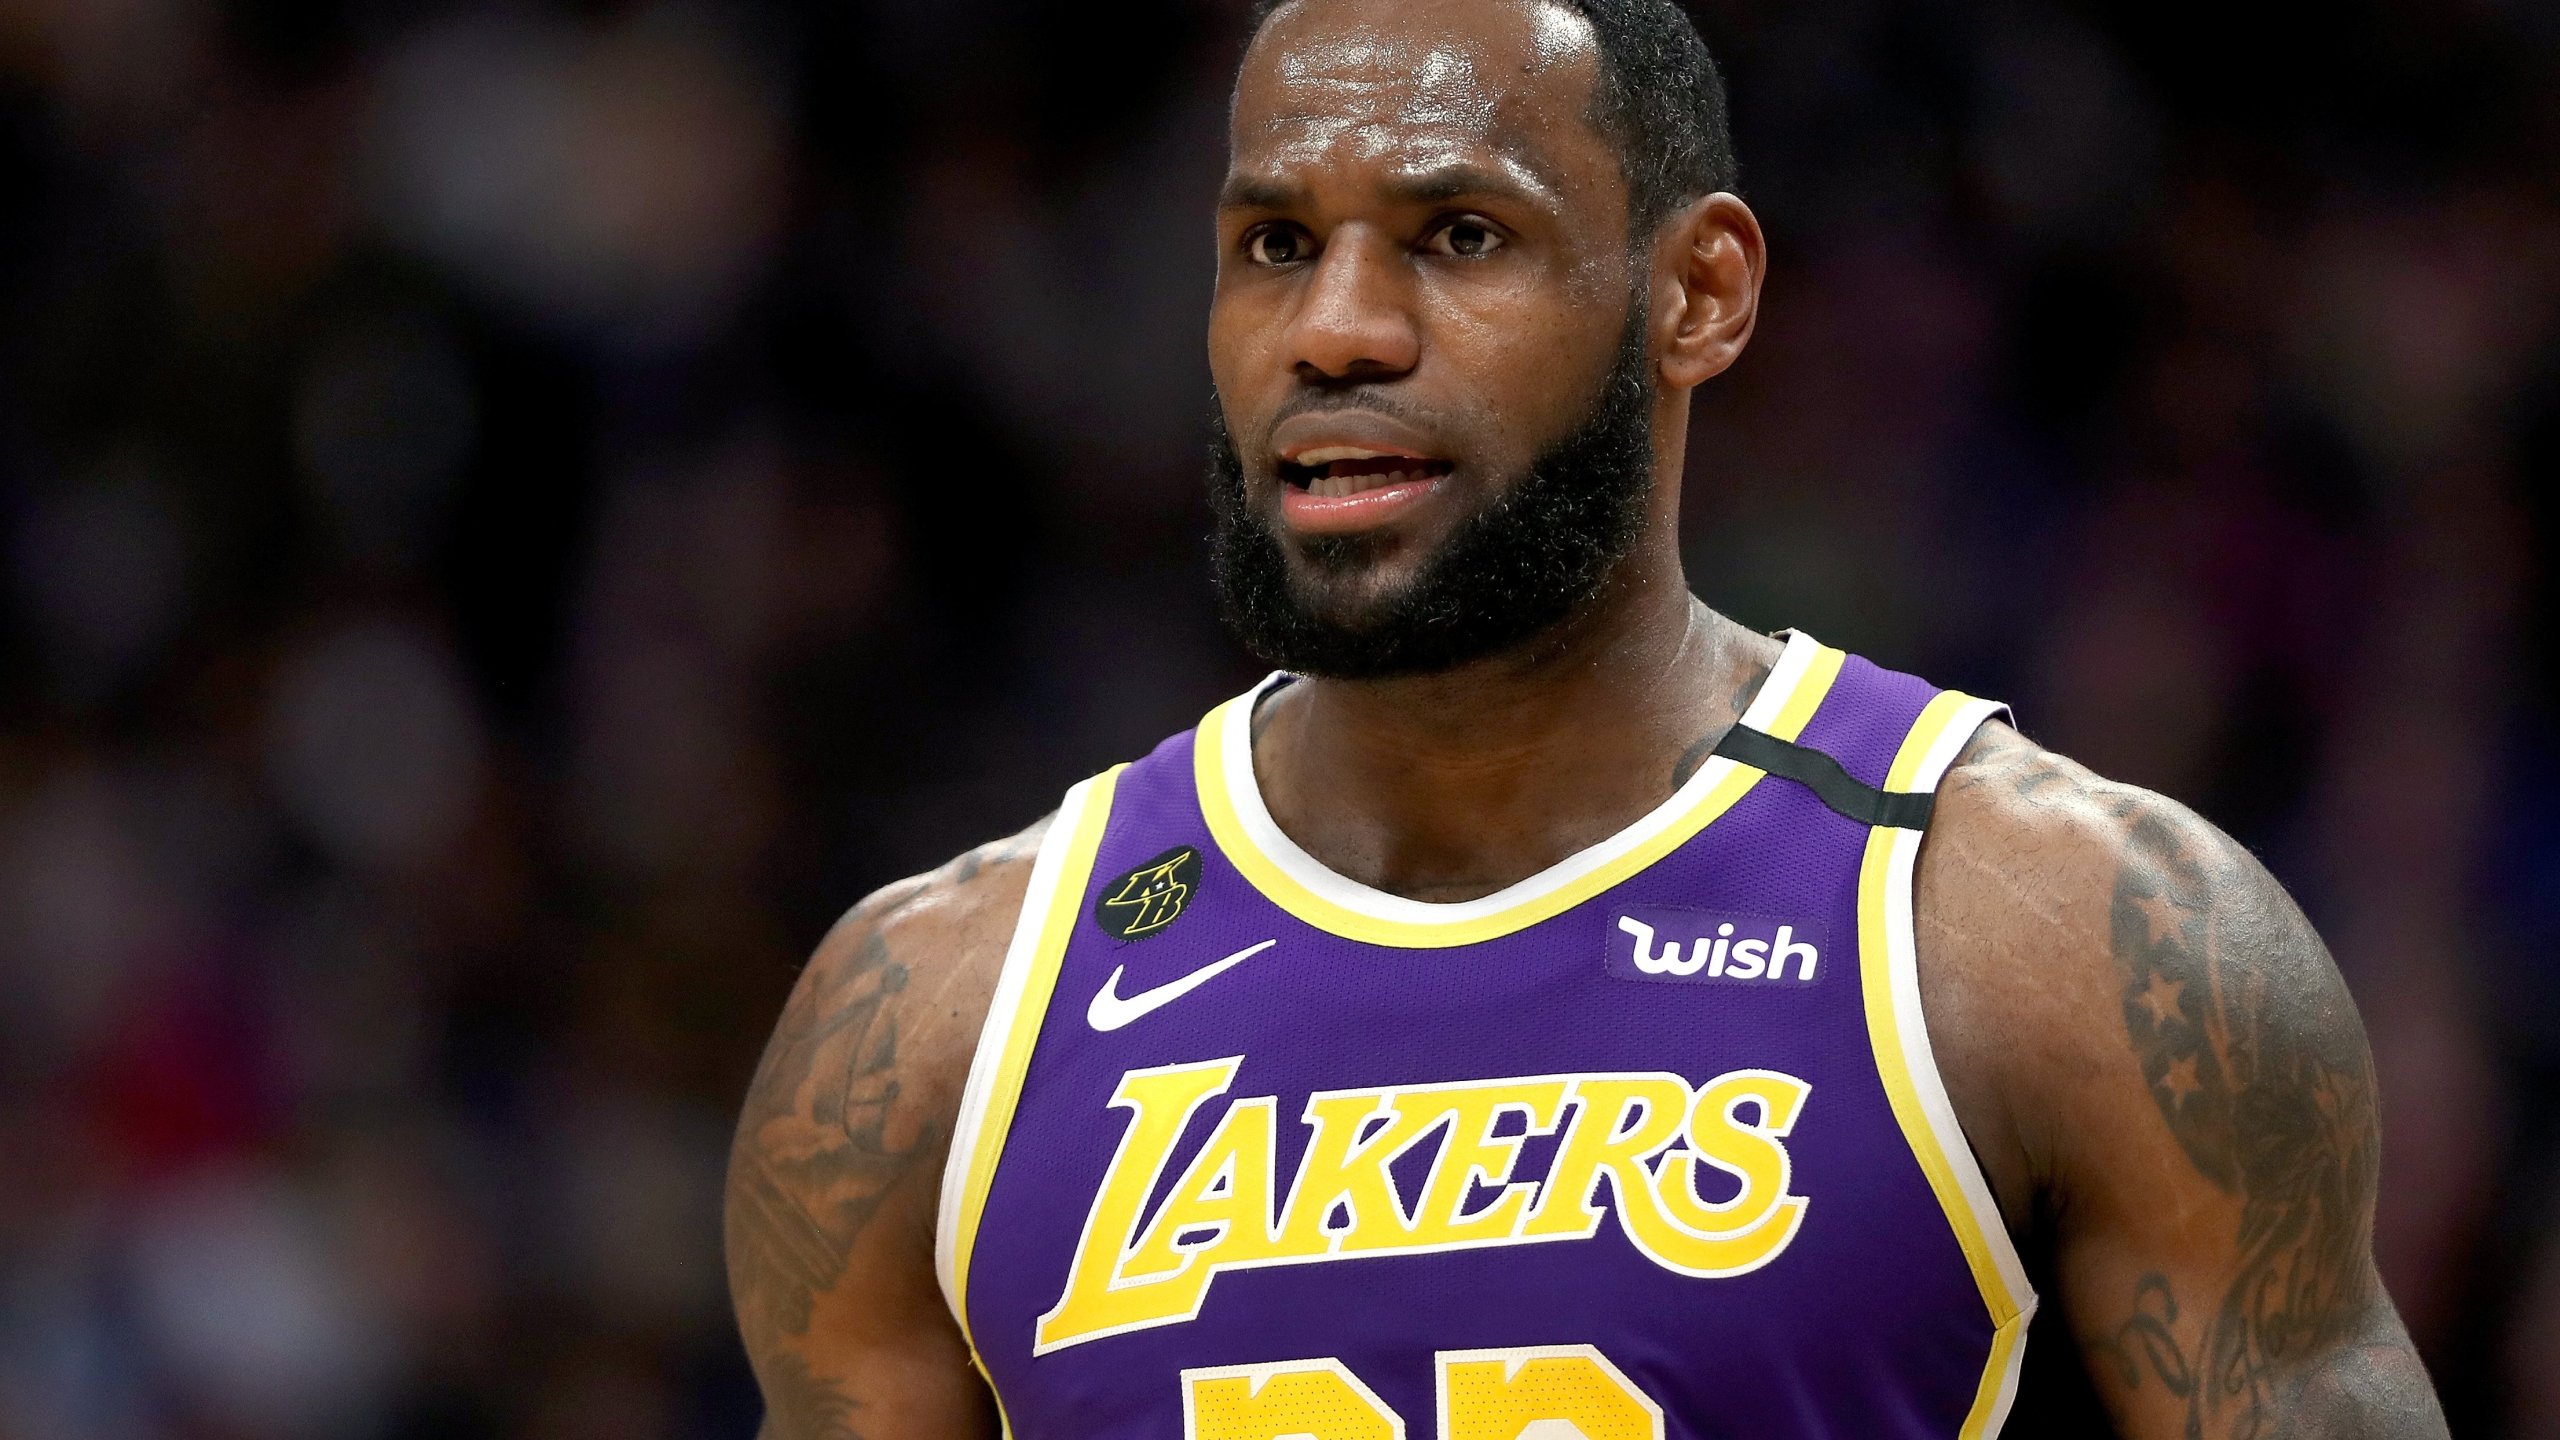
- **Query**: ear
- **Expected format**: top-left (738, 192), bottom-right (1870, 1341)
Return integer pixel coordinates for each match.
top-left (1653, 193), bottom-right (1766, 392)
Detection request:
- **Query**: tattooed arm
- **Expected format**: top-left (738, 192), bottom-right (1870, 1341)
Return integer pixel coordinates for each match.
top-left (1917, 725), bottom-right (2447, 1440)
top-left (725, 821), bottom-right (1049, 1440)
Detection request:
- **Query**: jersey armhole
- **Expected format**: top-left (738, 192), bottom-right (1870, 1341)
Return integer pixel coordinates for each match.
top-left (934, 766), bottom-right (1126, 1343)
top-left (1859, 694), bottom-right (2039, 1440)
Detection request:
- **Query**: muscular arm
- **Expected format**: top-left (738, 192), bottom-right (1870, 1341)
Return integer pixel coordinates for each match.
top-left (1919, 726), bottom-right (2448, 1440)
top-left (725, 822), bottom-right (1048, 1440)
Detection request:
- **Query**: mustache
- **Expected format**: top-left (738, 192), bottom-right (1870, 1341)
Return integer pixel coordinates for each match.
top-left (1251, 385), bottom-right (1427, 453)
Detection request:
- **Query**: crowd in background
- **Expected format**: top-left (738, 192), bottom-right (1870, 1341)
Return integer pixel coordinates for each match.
top-left (0, 0), bottom-right (2556, 1435)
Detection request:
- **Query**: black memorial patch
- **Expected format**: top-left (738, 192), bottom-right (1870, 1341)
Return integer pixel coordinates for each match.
top-left (1095, 846), bottom-right (1201, 940)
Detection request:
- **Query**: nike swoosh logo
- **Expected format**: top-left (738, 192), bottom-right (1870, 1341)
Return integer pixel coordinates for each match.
top-left (1086, 940), bottom-right (1278, 1032)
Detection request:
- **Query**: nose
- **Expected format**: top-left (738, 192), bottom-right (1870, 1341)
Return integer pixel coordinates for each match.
top-left (1283, 228), bottom-right (1420, 383)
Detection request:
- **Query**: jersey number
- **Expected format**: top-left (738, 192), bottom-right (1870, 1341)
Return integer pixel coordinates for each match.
top-left (1181, 1345), bottom-right (1662, 1440)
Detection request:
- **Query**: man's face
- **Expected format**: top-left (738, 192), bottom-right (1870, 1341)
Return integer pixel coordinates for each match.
top-left (1208, 0), bottom-right (1656, 675)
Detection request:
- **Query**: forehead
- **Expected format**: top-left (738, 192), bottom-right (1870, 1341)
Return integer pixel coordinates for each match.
top-left (1231, 0), bottom-right (1608, 192)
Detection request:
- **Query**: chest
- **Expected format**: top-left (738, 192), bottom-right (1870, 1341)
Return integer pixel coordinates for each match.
top-left (958, 800), bottom-right (1996, 1439)
top-left (932, 650), bottom-right (2037, 1439)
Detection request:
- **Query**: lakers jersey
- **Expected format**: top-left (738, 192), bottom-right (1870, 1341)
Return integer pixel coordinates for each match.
top-left (933, 632), bottom-right (2038, 1440)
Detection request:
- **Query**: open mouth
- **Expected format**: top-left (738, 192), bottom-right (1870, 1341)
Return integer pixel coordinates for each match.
top-left (1277, 447), bottom-right (1457, 498)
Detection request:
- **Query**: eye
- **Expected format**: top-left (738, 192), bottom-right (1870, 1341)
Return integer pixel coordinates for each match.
top-left (1245, 225), bottom-right (1311, 266)
top-left (1427, 218), bottom-right (1505, 258)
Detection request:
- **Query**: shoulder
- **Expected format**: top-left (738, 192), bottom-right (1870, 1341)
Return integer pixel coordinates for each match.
top-left (726, 814), bottom-right (1054, 1310)
top-left (752, 811), bottom-right (1054, 1162)
top-left (1923, 717), bottom-right (2345, 1026)
top-left (1919, 716), bottom-right (2320, 1005)
top-left (804, 813), bottom-right (1059, 1057)
top-left (1914, 720), bottom-right (2375, 1205)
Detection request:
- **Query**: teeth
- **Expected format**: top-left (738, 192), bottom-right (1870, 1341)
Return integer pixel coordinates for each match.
top-left (1306, 469), bottom-right (1417, 498)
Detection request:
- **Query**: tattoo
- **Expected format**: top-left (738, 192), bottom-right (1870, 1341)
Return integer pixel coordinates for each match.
top-left (1729, 660), bottom-right (1770, 723)
top-left (1946, 722), bottom-right (2065, 799)
top-left (728, 829), bottom-right (1048, 1440)
top-left (2095, 805), bottom-right (2397, 1438)
top-left (2096, 1274), bottom-right (2198, 1406)
top-left (953, 827), bottom-right (1039, 887)
top-left (2095, 1274), bottom-right (2444, 1439)
top-left (1670, 658), bottom-right (1777, 789)
top-left (1670, 733), bottom-right (1719, 789)
top-left (727, 891), bottom-right (939, 1345)
top-left (759, 1350), bottom-right (868, 1440)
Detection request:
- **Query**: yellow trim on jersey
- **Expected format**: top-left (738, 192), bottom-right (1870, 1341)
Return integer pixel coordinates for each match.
top-left (1193, 644), bottom-right (1847, 949)
top-left (1857, 691), bottom-right (2036, 1438)
top-left (948, 764), bottom-right (1124, 1354)
top-left (1765, 643), bottom-right (1843, 740)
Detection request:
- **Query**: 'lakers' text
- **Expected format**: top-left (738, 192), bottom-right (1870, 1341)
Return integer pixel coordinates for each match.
top-left (1036, 1059), bottom-right (1814, 1352)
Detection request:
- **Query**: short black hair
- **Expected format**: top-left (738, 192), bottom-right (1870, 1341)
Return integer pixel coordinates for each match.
top-left (1242, 0), bottom-right (1738, 232)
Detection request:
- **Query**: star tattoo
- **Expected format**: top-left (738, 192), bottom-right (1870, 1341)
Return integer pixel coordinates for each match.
top-left (2132, 889), bottom-right (2191, 949)
top-left (2158, 1054), bottom-right (2203, 1109)
top-left (2137, 971), bottom-right (2186, 1028)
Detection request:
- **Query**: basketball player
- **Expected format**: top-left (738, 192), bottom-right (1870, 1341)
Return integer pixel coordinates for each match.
top-left (725, 0), bottom-right (2452, 1435)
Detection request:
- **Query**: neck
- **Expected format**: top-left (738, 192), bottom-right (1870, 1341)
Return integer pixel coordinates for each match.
top-left (1250, 542), bottom-right (1780, 904)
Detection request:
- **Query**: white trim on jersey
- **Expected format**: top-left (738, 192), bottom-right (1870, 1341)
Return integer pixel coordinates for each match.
top-left (1216, 629), bottom-right (1826, 927)
top-left (934, 771), bottom-right (1105, 1327)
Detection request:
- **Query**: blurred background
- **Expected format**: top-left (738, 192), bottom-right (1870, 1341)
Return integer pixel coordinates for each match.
top-left (0, 0), bottom-right (2553, 1434)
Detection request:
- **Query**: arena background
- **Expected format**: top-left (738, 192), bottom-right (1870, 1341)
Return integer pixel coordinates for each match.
top-left (0, 0), bottom-right (2555, 1435)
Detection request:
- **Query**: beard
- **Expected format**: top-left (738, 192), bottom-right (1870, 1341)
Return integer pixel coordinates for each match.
top-left (1207, 302), bottom-right (1656, 680)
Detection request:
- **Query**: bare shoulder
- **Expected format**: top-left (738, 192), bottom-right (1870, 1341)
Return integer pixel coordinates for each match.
top-left (778, 813), bottom-right (1063, 1143)
top-left (724, 815), bottom-right (1052, 1437)
top-left (1917, 722), bottom-right (2444, 1436)
top-left (1917, 718), bottom-right (2377, 1207)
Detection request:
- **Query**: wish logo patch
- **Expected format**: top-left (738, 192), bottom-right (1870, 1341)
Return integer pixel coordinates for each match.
top-left (1607, 905), bottom-right (1827, 985)
top-left (1094, 846), bottom-right (1201, 940)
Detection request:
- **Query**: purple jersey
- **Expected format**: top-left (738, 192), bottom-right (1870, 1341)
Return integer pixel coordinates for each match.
top-left (934, 632), bottom-right (2036, 1440)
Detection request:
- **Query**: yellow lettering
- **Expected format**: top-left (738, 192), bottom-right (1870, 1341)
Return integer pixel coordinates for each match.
top-left (1275, 1090), bottom-right (1437, 1255)
top-left (1638, 1065), bottom-right (1822, 1276)
top-left (1406, 1082), bottom-right (1570, 1247)
top-left (1041, 1065), bottom-right (1814, 1353)
top-left (1122, 1096), bottom-right (1282, 1280)
top-left (1632, 1070), bottom-right (1809, 1276)
top-left (1656, 1069), bottom-right (1809, 1230)
top-left (1184, 1359), bottom-right (1404, 1440)
top-left (1436, 1346), bottom-right (1662, 1440)
top-left (1518, 1076), bottom-right (1690, 1241)
top-left (1036, 1057), bottom-right (1241, 1352)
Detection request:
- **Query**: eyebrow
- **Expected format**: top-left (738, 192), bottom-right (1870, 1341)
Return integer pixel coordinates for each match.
top-left (1385, 163), bottom-right (1548, 207)
top-left (1216, 162), bottom-right (1554, 213)
top-left (1219, 174), bottom-right (1304, 212)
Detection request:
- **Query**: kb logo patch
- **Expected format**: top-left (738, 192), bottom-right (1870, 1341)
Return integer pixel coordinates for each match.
top-left (1095, 847), bottom-right (1201, 940)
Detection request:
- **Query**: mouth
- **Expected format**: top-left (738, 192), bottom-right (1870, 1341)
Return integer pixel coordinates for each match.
top-left (1264, 415), bottom-right (1460, 535)
top-left (1276, 446), bottom-right (1457, 499)
top-left (1280, 443), bottom-right (1464, 499)
top-left (1270, 456), bottom-right (1452, 536)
